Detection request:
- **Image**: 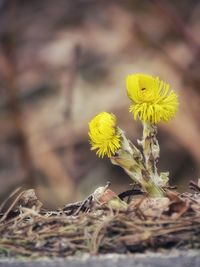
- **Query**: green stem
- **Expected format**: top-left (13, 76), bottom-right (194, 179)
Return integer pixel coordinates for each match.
top-left (143, 180), bottom-right (164, 197)
top-left (126, 168), bottom-right (164, 197)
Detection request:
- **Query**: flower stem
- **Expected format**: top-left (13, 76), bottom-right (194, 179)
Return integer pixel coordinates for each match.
top-left (141, 122), bottom-right (165, 197)
top-left (143, 180), bottom-right (164, 197)
top-left (142, 122), bottom-right (159, 177)
top-left (111, 127), bottom-right (164, 197)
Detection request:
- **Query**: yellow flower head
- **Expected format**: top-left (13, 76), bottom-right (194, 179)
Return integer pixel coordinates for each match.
top-left (88, 112), bottom-right (121, 158)
top-left (126, 73), bottom-right (179, 124)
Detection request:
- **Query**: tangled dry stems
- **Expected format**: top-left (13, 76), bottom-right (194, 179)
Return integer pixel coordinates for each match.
top-left (0, 183), bottom-right (199, 258)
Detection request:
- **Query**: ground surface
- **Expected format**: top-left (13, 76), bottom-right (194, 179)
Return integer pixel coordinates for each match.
top-left (0, 186), bottom-right (200, 257)
top-left (0, 251), bottom-right (200, 267)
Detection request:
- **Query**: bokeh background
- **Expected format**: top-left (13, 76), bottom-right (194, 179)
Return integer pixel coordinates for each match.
top-left (0, 0), bottom-right (200, 208)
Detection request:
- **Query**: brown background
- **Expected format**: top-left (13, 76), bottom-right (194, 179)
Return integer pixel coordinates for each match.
top-left (0, 0), bottom-right (199, 208)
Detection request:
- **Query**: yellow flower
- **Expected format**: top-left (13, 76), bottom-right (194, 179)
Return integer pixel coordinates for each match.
top-left (88, 112), bottom-right (121, 158)
top-left (126, 73), bottom-right (179, 124)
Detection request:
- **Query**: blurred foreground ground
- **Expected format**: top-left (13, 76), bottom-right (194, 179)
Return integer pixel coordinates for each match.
top-left (0, 0), bottom-right (200, 207)
top-left (0, 251), bottom-right (200, 267)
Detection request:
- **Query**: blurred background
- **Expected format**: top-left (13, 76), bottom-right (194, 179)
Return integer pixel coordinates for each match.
top-left (0, 0), bottom-right (200, 208)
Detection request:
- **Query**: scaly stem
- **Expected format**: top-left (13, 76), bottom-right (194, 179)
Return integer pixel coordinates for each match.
top-left (142, 122), bottom-right (159, 178)
top-left (141, 122), bottom-right (165, 197)
top-left (111, 127), bottom-right (164, 197)
top-left (142, 122), bottom-right (159, 173)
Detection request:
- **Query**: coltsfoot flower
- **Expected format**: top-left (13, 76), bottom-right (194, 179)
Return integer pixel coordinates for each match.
top-left (88, 112), bottom-right (121, 158)
top-left (126, 73), bottom-right (179, 124)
